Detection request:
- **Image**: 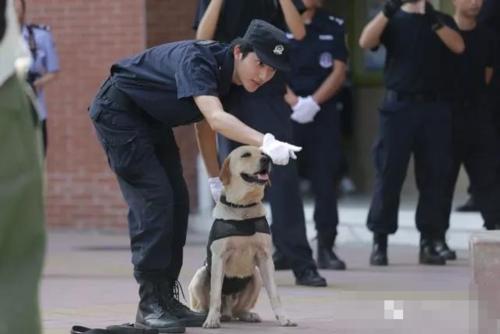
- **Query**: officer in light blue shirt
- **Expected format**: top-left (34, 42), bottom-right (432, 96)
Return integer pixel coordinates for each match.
top-left (15, 0), bottom-right (59, 155)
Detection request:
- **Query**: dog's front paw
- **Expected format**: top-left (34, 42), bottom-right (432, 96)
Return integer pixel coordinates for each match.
top-left (277, 315), bottom-right (297, 327)
top-left (237, 311), bottom-right (261, 323)
top-left (203, 314), bottom-right (221, 329)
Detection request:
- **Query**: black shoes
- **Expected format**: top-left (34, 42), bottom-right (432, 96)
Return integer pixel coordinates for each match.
top-left (419, 238), bottom-right (446, 265)
top-left (317, 235), bottom-right (346, 270)
top-left (273, 251), bottom-right (291, 270)
top-left (295, 268), bottom-right (327, 287)
top-left (370, 233), bottom-right (388, 266)
top-left (433, 239), bottom-right (457, 260)
top-left (455, 196), bottom-right (478, 212)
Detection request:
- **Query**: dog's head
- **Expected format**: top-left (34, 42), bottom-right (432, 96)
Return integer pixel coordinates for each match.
top-left (219, 146), bottom-right (272, 204)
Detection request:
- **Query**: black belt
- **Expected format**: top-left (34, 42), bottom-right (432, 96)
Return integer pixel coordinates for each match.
top-left (385, 90), bottom-right (440, 103)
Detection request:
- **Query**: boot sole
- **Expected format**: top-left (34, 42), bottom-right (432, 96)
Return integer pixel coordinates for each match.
top-left (179, 318), bottom-right (206, 327)
top-left (135, 322), bottom-right (186, 333)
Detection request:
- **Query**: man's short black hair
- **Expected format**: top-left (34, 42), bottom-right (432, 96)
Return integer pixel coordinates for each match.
top-left (230, 37), bottom-right (254, 59)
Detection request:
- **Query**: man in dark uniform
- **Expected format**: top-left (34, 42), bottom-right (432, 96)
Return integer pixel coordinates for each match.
top-left (441, 0), bottom-right (500, 235)
top-left (89, 20), bottom-right (302, 332)
top-left (194, 0), bottom-right (327, 287)
top-left (455, 0), bottom-right (500, 212)
top-left (283, 0), bottom-right (348, 270)
top-left (359, 0), bottom-right (465, 266)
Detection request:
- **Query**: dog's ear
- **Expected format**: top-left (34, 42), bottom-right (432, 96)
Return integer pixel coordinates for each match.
top-left (219, 157), bottom-right (231, 186)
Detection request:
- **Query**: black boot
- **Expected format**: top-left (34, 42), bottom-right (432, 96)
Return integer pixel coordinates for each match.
top-left (433, 238), bottom-right (457, 260)
top-left (317, 234), bottom-right (346, 270)
top-left (273, 250), bottom-right (291, 270)
top-left (370, 233), bottom-right (388, 266)
top-left (419, 237), bottom-right (446, 265)
top-left (161, 280), bottom-right (206, 327)
top-left (135, 280), bottom-right (185, 333)
top-left (455, 196), bottom-right (478, 212)
top-left (295, 267), bottom-right (327, 287)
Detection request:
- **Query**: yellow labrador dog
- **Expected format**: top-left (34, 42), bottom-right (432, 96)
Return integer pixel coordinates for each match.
top-left (188, 146), bottom-right (296, 329)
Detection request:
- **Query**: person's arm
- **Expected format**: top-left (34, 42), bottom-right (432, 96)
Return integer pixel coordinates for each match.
top-left (359, 12), bottom-right (389, 50)
top-left (426, 4), bottom-right (465, 54)
top-left (194, 119), bottom-right (220, 177)
top-left (486, 67), bottom-right (494, 85)
top-left (312, 60), bottom-right (346, 104)
top-left (195, 0), bottom-right (224, 40)
top-left (34, 72), bottom-right (57, 90)
top-left (278, 0), bottom-right (305, 40)
top-left (194, 95), bottom-right (264, 147)
top-left (434, 26), bottom-right (465, 54)
top-left (34, 30), bottom-right (60, 90)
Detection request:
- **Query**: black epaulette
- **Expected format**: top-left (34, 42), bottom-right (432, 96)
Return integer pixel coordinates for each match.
top-left (27, 23), bottom-right (51, 31)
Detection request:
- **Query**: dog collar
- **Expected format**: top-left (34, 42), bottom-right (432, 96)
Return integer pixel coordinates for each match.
top-left (220, 195), bottom-right (258, 208)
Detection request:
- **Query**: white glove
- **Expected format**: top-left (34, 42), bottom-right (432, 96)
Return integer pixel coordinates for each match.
top-left (208, 177), bottom-right (223, 202)
top-left (260, 133), bottom-right (302, 165)
top-left (290, 96), bottom-right (321, 124)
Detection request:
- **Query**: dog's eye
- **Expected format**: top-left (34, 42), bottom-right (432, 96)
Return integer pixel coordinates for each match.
top-left (241, 152), bottom-right (252, 158)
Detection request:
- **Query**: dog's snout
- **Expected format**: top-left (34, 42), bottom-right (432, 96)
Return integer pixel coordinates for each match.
top-left (260, 154), bottom-right (271, 165)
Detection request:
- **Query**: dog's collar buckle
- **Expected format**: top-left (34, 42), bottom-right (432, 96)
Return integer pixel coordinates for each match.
top-left (220, 195), bottom-right (258, 209)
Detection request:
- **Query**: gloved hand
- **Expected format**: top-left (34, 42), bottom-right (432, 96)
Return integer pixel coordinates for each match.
top-left (425, 2), bottom-right (444, 31)
top-left (382, 0), bottom-right (403, 19)
top-left (208, 177), bottom-right (223, 202)
top-left (260, 133), bottom-right (302, 165)
top-left (290, 96), bottom-right (321, 124)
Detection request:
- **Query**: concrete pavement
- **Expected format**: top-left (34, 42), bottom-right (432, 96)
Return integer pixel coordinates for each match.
top-left (41, 198), bottom-right (488, 334)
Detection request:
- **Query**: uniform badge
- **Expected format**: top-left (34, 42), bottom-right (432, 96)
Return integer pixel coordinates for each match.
top-left (319, 52), bottom-right (333, 68)
top-left (273, 44), bottom-right (285, 55)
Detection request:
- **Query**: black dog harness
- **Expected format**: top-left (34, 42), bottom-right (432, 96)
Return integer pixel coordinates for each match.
top-left (206, 214), bottom-right (270, 295)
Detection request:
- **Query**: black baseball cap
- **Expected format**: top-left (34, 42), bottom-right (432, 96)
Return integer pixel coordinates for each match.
top-left (242, 19), bottom-right (291, 72)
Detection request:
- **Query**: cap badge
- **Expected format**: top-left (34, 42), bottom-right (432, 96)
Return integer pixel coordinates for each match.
top-left (273, 44), bottom-right (285, 56)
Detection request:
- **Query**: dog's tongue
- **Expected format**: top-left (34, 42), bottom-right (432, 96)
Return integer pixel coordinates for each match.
top-left (257, 173), bottom-right (269, 181)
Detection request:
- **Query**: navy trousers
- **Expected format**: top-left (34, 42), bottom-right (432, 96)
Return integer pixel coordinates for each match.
top-left (443, 103), bottom-right (500, 231)
top-left (89, 80), bottom-right (189, 282)
top-left (367, 98), bottom-right (452, 238)
top-left (292, 100), bottom-right (342, 237)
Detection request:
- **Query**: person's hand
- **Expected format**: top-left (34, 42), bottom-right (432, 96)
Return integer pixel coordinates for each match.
top-left (382, 0), bottom-right (403, 19)
top-left (260, 133), bottom-right (302, 165)
top-left (290, 96), bottom-right (321, 124)
top-left (425, 1), bottom-right (444, 31)
top-left (208, 177), bottom-right (223, 202)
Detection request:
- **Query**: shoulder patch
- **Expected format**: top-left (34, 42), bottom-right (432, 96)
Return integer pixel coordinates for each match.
top-left (28, 23), bottom-right (51, 31)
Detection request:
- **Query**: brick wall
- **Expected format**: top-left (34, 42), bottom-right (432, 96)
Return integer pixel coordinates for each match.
top-left (26, 0), bottom-right (200, 230)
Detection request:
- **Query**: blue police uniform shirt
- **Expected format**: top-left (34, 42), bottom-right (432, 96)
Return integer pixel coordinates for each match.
top-left (22, 24), bottom-right (60, 121)
top-left (286, 10), bottom-right (348, 96)
top-left (379, 10), bottom-right (457, 94)
top-left (110, 40), bottom-right (234, 127)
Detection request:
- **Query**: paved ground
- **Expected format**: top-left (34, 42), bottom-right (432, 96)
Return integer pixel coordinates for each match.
top-left (42, 229), bottom-right (480, 334)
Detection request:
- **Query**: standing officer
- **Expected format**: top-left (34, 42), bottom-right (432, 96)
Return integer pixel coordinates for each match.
top-left (194, 0), bottom-right (328, 287)
top-left (0, 0), bottom-right (46, 333)
top-left (441, 0), bottom-right (500, 236)
top-left (89, 20), bottom-right (301, 332)
top-left (359, 0), bottom-right (464, 266)
top-left (14, 0), bottom-right (59, 156)
top-left (283, 0), bottom-right (348, 270)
